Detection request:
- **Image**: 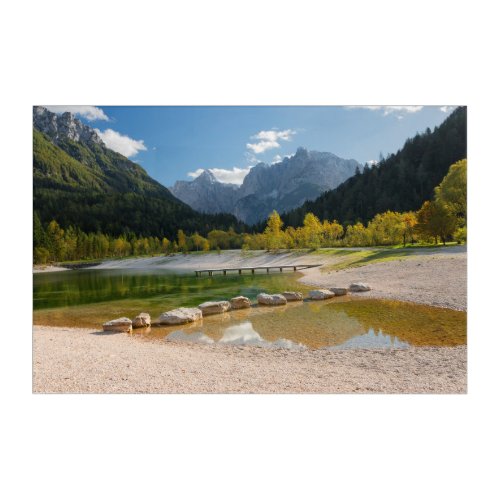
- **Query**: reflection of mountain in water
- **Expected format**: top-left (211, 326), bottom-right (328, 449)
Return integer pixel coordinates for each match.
top-left (329, 329), bottom-right (409, 350)
top-left (165, 321), bottom-right (304, 349)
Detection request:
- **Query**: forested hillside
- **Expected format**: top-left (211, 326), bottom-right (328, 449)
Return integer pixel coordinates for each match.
top-left (33, 113), bottom-right (245, 239)
top-left (280, 107), bottom-right (466, 227)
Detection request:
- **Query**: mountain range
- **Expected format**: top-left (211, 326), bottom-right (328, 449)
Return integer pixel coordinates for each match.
top-left (170, 148), bottom-right (360, 224)
top-left (33, 107), bottom-right (244, 238)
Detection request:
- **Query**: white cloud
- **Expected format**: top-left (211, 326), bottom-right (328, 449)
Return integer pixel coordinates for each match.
top-left (187, 168), bottom-right (205, 179)
top-left (246, 128), bottom-right (296, 154)
top-left (96, 128), bottom-right (147, 157)
top-left (44, 105), bottom-right (109, 121)
top-left (440, 106), bottom-right (457, 113)
top-left (347, 105), bottom-right (423, 116)
top-left (272, 153), bottom-right (294, 164)
top-left (210, 167), bottom-right (252, 184)
top-left (187, 167), bottom-right (252, 185)
top-left (366, 160), bottom-right (378, 166)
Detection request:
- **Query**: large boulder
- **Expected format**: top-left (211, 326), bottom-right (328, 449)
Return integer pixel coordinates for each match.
top-left (158, 307), bottom-right (203, 325)
top-left (102, 317), bottom-right (132, 333)
top-left (329, 287), bottom-right (348, 296)
top-left (282, 291), bottom-right (303, 301)
top-left (132, 312), bottom-right (151, 328)
top-left (257, 293), bottom-right (287, 306)
top-left (230, 296), bottom-right (252, 309)
top-left (309, 289), bottom-right (336, 300)
top-left (349, 282), bottom-right (371, 292)
top-left (198, 300), bottom-right (231, 316)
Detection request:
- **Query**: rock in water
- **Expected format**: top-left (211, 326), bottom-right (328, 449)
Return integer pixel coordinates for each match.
top-left (198, 300), bottom-right (231, 316)
top-left (257, 293), bottom-right (287, 306)
top-left (309, 289), bottom-right (336, 300)
top-left (349, 283), bottom-right (371, 292)
top-left (282, 291), bottom-right (303, 301)
top-left (230, 296), bottom-right (252, 309)
top-left (102, 317), bottom-right (133, 333)
top-left (329, 287), bottom-right (348, 296)
top-left (158, 307), bottom-right (203, 325)
top-left (132, 312), bottom-right (151, 328)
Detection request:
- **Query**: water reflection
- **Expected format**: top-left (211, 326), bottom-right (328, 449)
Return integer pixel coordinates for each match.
top-left (329, 328), bottom-right (410, 350)
top-left (166, 321), bottom-right (305, 350)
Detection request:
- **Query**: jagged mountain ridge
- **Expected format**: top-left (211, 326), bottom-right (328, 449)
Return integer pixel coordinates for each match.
top-left (170, 147), bottom-right (360, 224)
top-left (33, 107), bottom-right (245, 238)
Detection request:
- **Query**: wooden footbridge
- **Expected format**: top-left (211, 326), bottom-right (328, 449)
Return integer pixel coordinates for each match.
top-left (194, 264), bottom-right (321, 277)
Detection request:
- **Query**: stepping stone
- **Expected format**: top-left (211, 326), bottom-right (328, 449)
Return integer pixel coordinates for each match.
top-left (198, 300), bottom-right (231, 316)
top-left (282, 291), bottom-right (303, 301)
top-left (158, 307), bottom-right (203, 325)
top-left (230, 296), bottom-right (252, 309)
top-left (257, 293), bottom-right (287, 306)
top-left (132, 312), bottom-right (151, 328)
top-left (349, 283), bottom-right (371, 292)
top-left (309, 289), bottom-right (336, 300)
top-left (103, 317), bottom-right (132, 333)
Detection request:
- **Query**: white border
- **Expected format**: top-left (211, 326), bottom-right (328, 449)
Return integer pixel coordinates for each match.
top-left (1, 1), bottom-right (498, 499)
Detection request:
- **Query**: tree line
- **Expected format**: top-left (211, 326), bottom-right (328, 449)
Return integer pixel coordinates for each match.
top-left (34, 159), bottom-right (466, 264)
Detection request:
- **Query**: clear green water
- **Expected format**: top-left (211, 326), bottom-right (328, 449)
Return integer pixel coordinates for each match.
top-left (33, 269), bottom-right (466, 349)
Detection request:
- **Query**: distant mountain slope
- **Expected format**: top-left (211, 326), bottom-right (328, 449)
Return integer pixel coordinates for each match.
top-left (170, 147), bottom-right (360, 224)
top-left (281, 106), bottom-right (467, 227)
top-left (33, 107), bottom-right (244, 237)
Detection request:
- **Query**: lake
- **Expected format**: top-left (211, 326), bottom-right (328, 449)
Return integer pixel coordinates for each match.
top-left (33, 269), bottom-right (466, 349)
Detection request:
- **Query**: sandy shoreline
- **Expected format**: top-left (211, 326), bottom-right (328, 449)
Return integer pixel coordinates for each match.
top-left (33, 326), bottom-right (466, 394)
top-left (33, 246), bottom-right (467, 394)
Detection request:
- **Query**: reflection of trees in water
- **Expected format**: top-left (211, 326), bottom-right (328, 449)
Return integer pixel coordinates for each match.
top-left (33, 270), bottom-right (310, 310)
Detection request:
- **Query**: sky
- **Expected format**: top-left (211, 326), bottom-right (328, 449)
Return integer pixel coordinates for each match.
top-left (44, 105), bottom-right (458, 187)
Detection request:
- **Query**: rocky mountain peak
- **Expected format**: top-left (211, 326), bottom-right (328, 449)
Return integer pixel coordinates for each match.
top-left (33, 106), bottom-right (105, 147)
top-left (196, 169), bottom-right (218, 184)
top-left (171, 148), bottom-right (361, 224)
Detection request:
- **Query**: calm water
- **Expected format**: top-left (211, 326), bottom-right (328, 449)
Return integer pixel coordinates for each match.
top-left (33, 269), bottom-right (466, 349)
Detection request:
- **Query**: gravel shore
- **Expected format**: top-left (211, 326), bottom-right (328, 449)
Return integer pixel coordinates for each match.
top-left (33, 326), bottom-right (466, 394)
top-left (300, 246), bottom-right (467, 311)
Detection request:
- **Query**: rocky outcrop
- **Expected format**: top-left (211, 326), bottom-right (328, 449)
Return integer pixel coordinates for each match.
top-left (170, 148), bottom-right (360, 224)
top-left (132, 312), bottom-right (151, 328)
top-left (158, 307), bottom-right (203, 325)
top-left (349, 283), bottom-right (371, 292)
top-left (230, 296), bottom-right (252, 309)
top-left (102, 317), bottom-right (133, 333)
top-left (198, 300), bottom-right (231, 316)
top-left (257, 293), bottom-right (287, 306)
top-left (309, 289), bottom-right (336, 300)
top-left (282, 291), bottom-right (303, 301)
top-left (33, 106), bottom-right (105, 147)
top-left (329, 287), bottom-right (348, 296)
top-left (170, 170), bottom-right (239, 214)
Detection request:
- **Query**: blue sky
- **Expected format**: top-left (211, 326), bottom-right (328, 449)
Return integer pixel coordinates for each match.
top-left (45, 105), bottom-right (458, 186)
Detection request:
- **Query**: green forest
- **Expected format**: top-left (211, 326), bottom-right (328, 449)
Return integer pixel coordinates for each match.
top-left (34, 158), bottom-right (466, 263)
top-left (33, 107), bottom-right (467, 264)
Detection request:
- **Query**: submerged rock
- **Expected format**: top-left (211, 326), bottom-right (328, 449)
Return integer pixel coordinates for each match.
top-left (282, 291), bottom-right (303, 301)
top-left (198, 300), bottom-right (231, 316)
top-left (349, 283), bottom-right (371, 292)
top-left (102, 317), bottom-right (133, 333)
top-left (309, 289), bottom-right (336, 300)
top-left (132, 312), bottom-right (151, 328)
top-left (230, 296), bottom-right (252, 309)
top-left (257, 293), bottom-right (287, 306)
top-left (158, 307), bottom-right (203, 325)
top-left (329, 287), bottom-right (348, 296)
